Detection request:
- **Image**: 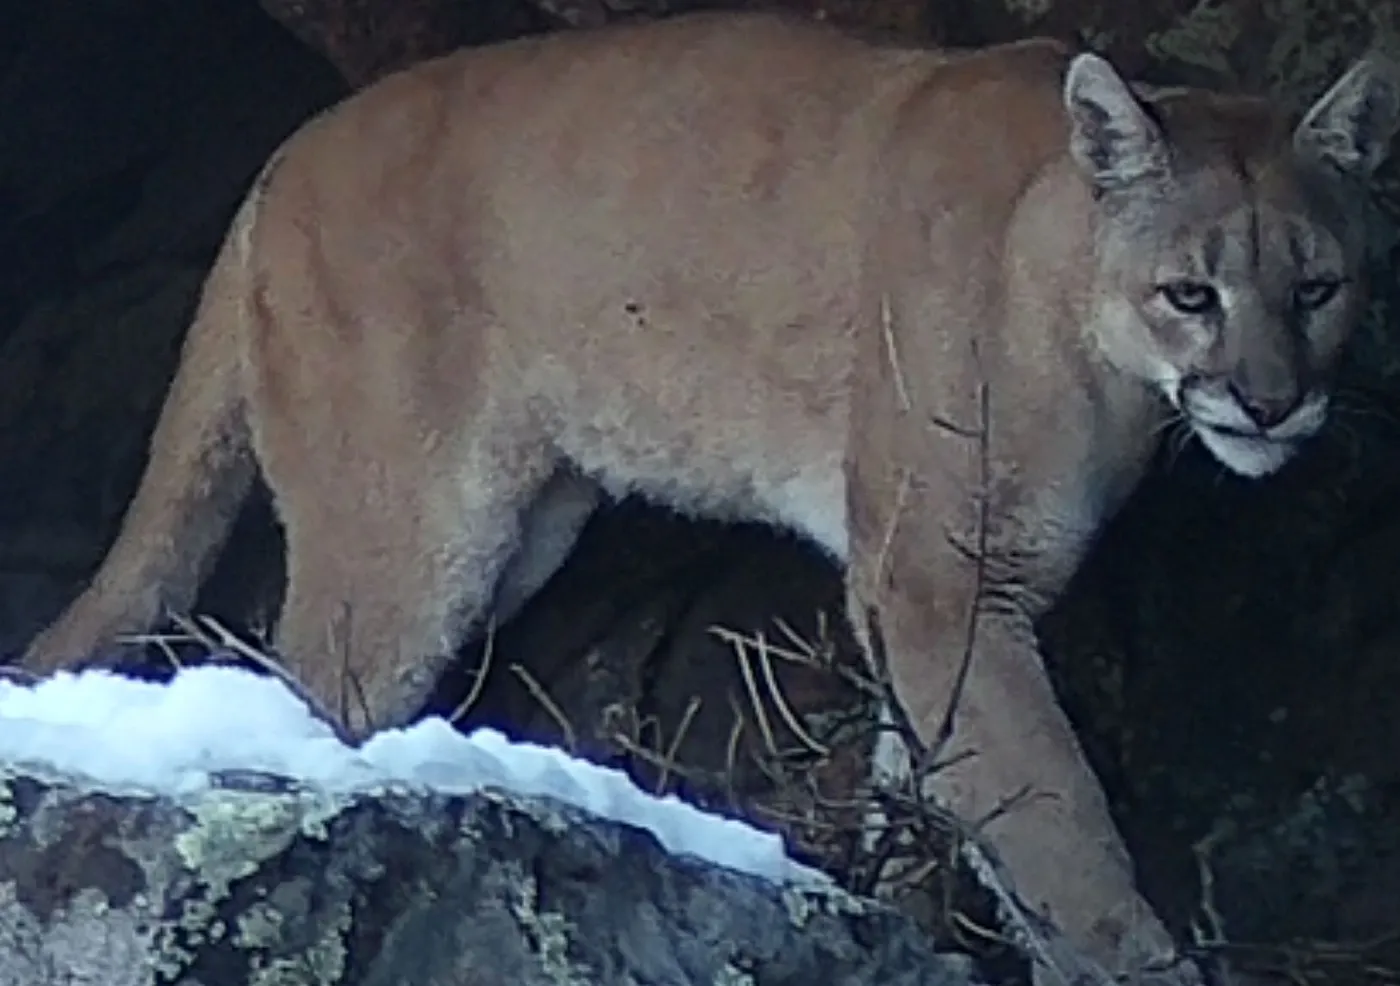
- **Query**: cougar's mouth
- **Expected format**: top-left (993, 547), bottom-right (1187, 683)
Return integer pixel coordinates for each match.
top-left (1168, 376), bottom-right (1329, 478)
top-left (1191, 422), bottom-right (1304, 478)
top-left (1199, 420), bottom-right (1267, 440)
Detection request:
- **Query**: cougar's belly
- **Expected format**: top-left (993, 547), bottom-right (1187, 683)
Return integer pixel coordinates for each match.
top-left (545, 375), bottom-right (851, 563)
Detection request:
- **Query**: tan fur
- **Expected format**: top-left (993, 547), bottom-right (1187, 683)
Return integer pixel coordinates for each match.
top-left (21, 13), bottom-right (1400, 984)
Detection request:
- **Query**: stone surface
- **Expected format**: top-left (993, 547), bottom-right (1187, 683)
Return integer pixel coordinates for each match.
top-left (0, 763), bottom-right (980, 986)
top-left (257, 0), bottom-right (549, 86)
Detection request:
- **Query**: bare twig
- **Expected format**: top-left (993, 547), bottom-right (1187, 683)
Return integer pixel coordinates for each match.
top-left (156, 613), bottom-right (359, 748)
top-left (447, 616), bottom-right (498, 726)
top-left (870, 467), bottom-right (912, 623)
top-left (711, 626), bottom-right (829, 756)
top-left (510, 662), bottom-right (577, 753)
top-left (927, 372), bottom-right (992, 767)
top-left (727, 628), bottom-right (780, 756)
top-left (656, 695), bottom-right (702, 794)
top-left (0, 666), bottom-right (39, 686)
top-left (881, 292), bottom-right (913, 413)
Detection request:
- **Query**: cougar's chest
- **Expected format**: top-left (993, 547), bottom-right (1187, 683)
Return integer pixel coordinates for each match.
top-left (996, 391), bottom-right (1164, 608)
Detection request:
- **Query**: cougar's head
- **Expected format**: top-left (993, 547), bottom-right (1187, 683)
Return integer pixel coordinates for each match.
top-left (1064, 49), bottom-right (1400, 477)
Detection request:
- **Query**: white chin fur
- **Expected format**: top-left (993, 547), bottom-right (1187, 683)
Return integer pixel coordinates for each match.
top-left (1193, 426), bottom-right (1298, 478)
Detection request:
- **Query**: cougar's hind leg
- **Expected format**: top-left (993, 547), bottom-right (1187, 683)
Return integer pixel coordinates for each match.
top-left (264, 423), bottom-right (561, 740)
top-left (489, 465), bottom-right (601, 627)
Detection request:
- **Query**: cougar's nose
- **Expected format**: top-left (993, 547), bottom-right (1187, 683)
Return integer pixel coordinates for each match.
top-left (1228, 381), bottom-right (1301, 429)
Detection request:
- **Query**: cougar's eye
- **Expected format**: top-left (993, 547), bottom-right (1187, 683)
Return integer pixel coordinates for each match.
top-left (1293, 276), bottom-right (1343, 312)
top-left (1158, 279), bottom-right (1221, 315)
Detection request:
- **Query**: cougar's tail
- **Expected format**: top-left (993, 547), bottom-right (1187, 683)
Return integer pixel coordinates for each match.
top-left (22, 159), bottom-right (279, 669)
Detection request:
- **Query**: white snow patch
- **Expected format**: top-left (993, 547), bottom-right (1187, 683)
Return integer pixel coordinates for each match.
top-left (0, 664), bottom-right (827, 888)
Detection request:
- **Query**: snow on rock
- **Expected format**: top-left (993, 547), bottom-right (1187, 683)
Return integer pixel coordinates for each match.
top-left (0, 663), bottom-right (828, 888)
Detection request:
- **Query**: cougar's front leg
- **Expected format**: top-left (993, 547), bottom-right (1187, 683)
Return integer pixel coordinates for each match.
top-left (845, 490), bottom-right (1195, 985)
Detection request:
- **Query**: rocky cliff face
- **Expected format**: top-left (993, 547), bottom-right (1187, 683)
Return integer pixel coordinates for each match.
top-left (3, 1), bottom-right (1399, 982)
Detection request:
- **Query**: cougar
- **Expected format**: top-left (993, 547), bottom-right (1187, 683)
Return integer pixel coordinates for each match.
top-left (21, 12), bottom-right (1399, 985)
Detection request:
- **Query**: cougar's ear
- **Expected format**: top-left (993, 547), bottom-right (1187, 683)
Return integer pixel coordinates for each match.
top-left (1294, 49), bottom-right (1400, 179)
top-left (1063, 52), bottom-right (1170, 189)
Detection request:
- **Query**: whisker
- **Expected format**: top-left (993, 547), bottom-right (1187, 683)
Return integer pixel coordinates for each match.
top-left (1332, 384), bottom-right (1400, 434)
top-left (1149, 411), bottom-right (1188, 441)
top-left (1333, 399), bottom-right (1400, 436)
top-left (1162, 421), bottom-right (1196, 471)
top-left (1334, 420), bottom-right (1364, 477)
top-left (1319, 417), bottom-right (1375, 485)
